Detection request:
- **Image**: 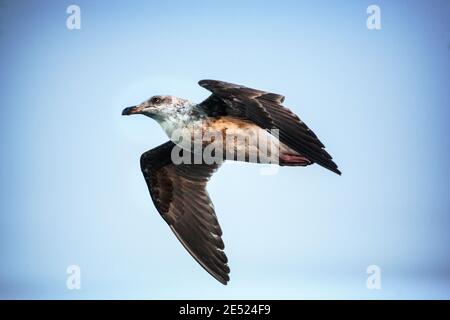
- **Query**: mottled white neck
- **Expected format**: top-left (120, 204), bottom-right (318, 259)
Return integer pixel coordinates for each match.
top-left (156, 103), bottom-right (206, 141)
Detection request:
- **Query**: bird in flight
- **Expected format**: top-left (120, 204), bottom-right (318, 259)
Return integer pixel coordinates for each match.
top-left (122, 80), bottom-right (340, 285)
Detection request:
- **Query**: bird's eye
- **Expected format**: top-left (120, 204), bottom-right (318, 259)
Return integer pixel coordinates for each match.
top-left (151, 97), bottom-right (161, 104)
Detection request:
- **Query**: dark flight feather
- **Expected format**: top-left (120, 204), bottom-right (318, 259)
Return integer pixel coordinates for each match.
top-left (140, 141), bottom-right (229, 285)
top-left (198, 79), bottom-right (341, 175)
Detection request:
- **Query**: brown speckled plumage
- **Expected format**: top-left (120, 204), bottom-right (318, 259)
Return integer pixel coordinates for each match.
top-left (123, 79), bottom-right (341, 285)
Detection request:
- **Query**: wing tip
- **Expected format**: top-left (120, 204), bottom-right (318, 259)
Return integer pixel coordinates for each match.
top-left (215, 274), bottom-right (230, 285)
top-left (327, 165), bottom-right (342, 175)
top-left (316, 158), bottom-right (341, 175)
top-left (170, 226), bottom-right (231, 286)
top-left (198, 79), bottom-right (217, 88)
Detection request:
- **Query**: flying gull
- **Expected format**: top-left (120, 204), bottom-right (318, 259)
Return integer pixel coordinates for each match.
top-left (122, 80), bottom-right (341, 285)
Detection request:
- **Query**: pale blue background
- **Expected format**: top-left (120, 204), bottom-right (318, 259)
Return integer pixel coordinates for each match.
top-left (0, 0), bottom-right (449, 299)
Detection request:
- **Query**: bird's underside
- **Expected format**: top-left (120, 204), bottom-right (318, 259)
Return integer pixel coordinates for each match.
top-left (194, 116), bottom-right (313, 166)
top-left (135, 80), bottom-right (341, 285)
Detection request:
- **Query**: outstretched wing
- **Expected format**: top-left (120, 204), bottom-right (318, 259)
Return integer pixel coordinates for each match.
top-left (140, 141), bottom-right (229, 285)
top-left (198, 79), bottom-right (341, 175)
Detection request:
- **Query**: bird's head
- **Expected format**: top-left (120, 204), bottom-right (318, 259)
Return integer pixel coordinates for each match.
top-left (122, 95), bottom-right (190, 121)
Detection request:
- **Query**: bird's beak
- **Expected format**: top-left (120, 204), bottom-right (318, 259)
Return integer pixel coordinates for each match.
top-left (122, 105), bottom-right (143, 116)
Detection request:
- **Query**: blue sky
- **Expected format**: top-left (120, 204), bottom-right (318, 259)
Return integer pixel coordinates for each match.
top-left (0, 0), bottom-right (449, 299)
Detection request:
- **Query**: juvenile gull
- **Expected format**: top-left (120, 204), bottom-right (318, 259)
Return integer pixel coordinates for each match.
top-left (122, 80), bottom-right (341, 285)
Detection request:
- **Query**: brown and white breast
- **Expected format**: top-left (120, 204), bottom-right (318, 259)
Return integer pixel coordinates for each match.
top-left (173, 116), bottom-right (305, 165)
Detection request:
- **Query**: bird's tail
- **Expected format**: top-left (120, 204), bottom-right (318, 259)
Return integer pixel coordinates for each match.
top-left (279, 153), bottom-right (312, 167)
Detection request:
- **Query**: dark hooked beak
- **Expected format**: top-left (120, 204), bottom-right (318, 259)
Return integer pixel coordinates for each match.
top-left (122, 105), bottom-right (142, 116)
